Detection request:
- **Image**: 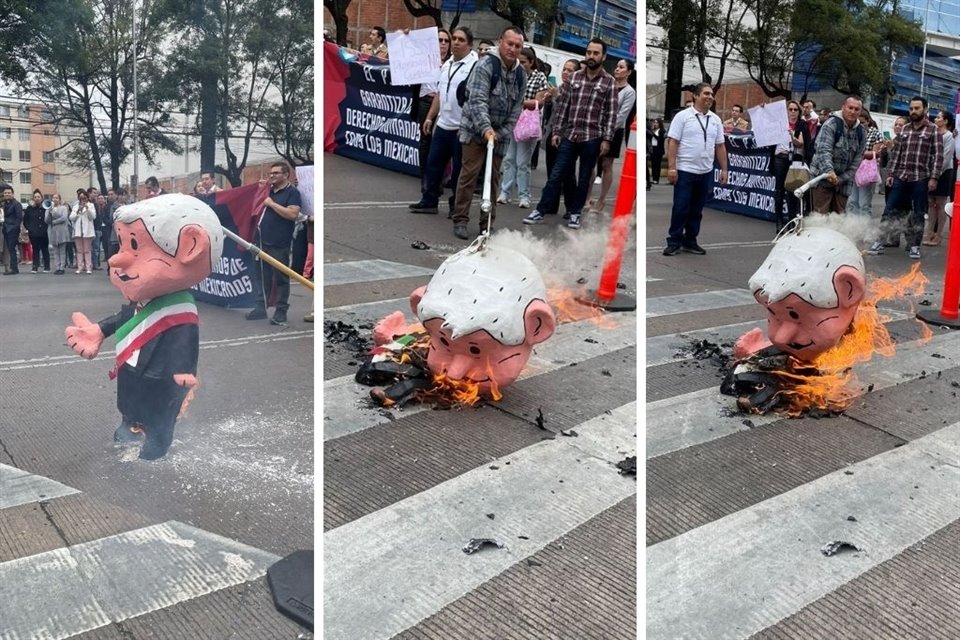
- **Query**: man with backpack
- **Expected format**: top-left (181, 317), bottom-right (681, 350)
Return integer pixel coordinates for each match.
top-left (809, 95), bottom-right (866, 214)
top-left (450, 25), bottom-right (526, 240)
top-left (408, 27), bottom-right (478, 217)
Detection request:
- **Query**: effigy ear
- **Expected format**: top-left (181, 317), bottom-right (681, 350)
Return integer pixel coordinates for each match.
top-left (523, 299), bottom-right (556, 345)
top-left (177, 224), bottom-right (212, 268)
top-left (833, 266), bottom-right (866, 309)
top-left (409, 286), bottom-right (427, 318)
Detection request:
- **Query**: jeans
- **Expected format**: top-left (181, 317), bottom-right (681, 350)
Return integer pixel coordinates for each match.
top-left (846, 183), bottom-right (875, 217)
top-left (878, 177), bottom-right (928, 247)
top-left (543, 137), bottom-right (577, 214)
top-left (250, 240), bottom-right (291, 313)
top-left (92, 229), bottom-right (102, 269)
top-left (535, 138), bottom-right (602, 216)
top-left (500, 137), bottom-right (538, 201)
top-left (421, 125), bottom-right (462, 209)
top-left (666, 169), bottom-right (713, 246)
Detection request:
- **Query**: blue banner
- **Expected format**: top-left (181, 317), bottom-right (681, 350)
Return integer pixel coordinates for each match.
top-left (707, 145), bottom-right (780, 222)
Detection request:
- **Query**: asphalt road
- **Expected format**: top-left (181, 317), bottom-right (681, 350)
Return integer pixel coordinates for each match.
top-left (323, 151), bottom-right (638, 640)
top-left (0, 267), bottom-right (315, 639)
top-left (645, 180), bottom-right (960, 639)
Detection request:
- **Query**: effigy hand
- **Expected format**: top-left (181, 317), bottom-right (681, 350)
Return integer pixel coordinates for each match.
top-left (65, 312), bottom-right (105, 359)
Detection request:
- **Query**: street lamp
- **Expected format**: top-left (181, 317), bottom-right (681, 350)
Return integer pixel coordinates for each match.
top-left (131, 0), bottom-right (139, 197)
top-left (919, 0), bottom-right (931, 96)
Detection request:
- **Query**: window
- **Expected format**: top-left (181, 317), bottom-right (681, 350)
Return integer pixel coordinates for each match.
top-left (17, 106), bottom-right (28, 119)
top-left (0, 149), bottom-right (10, 161)
top-left (19, 173), bottom-right (31, 184)
top-left (0, 128), bottom-right (10, 139)
top-left (0, 171), bottom-right (11, 182)
top-left (42, 151), bottom-right (54, 163)
top-left (0, 105), bottom-right (9, 117)
top-left (43, 173), bottom-right (55, 185)
top-left (19, 194), bottom-right (30, 204)
top-left (18, 128), bottom-right (29, 141)
top-left (19, 150), bottom-right (30, 162)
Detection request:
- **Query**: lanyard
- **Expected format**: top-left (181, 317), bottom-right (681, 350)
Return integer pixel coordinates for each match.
top-left (444, 60), bottom-right (467, 102)
top-left (693, 112), bottom-right (709, 145)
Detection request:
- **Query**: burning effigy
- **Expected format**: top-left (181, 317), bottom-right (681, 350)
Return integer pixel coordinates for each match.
top-left (356, 237), bottom-right (557, 407)
top-left (65, 195), bottom-right (224, 459)
top-left (723, 222), bottom-right (928, 416)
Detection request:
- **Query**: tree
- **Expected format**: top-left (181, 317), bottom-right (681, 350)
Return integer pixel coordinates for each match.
top-left (324, 0), bottom-right (351, 46)
top-left (487, 0), bottom-right (556, 34)
top-left (3, 0), bottom-right (181, 193)
top-left (738, 0), bottom-right (797, 99)
top-left (402, 0), bottom-right (442, 28)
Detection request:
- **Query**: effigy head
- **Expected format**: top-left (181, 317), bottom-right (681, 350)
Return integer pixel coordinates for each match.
top-left (108, 194), bottom-right (224, 302)
top-left (749, 227), bottom-right (865, 361)
top-left (410, 243), bottom-right (556, 394)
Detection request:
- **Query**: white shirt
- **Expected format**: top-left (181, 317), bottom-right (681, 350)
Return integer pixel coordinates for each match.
top-left (667, 106), bottom-right (725, 174)
top-left (435, 50), bottom-right (478, 131)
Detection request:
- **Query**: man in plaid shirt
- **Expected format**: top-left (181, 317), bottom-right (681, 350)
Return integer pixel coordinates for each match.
top-left (868, 96), bottom-right (943, 260)
top-left (523, 37), bottom-right (617, 230)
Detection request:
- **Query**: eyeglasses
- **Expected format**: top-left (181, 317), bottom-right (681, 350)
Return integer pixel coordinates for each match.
top-left (788, 108), bottom-right (799, 111)
top-left (439, 38), bottom-right (450, 43)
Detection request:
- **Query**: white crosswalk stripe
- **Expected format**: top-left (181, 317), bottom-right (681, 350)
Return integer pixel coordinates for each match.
top-left (323, 258), bottom-right (638, 640)
top-left (645, 282), bottom-right (960, 639)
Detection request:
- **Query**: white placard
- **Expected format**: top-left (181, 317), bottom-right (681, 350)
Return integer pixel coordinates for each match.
top-left (386, 27), bottom-right (441, 86)
top-left (295, 165), bottom-right (314, 218)
top-left (747, 101), bottom-right (791, 149)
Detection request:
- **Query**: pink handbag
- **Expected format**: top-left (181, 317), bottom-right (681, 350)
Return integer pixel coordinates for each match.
top-left (855, 158), bottom-right (880, 187)
top-left (513, 108), bottom-right (541, 142)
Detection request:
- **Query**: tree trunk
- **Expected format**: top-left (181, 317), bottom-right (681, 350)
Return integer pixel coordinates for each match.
top-left (665, 21), bottom-right (687, 117)
top-left (199, 72), bottom-right (218, 173)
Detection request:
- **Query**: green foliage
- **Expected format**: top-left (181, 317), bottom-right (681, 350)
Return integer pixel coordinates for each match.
top-left (487, 0), bottom-right (557, 33)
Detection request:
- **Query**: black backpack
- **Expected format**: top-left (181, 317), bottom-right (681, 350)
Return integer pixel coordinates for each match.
top-left (456, 56), bottom-right (523, 107)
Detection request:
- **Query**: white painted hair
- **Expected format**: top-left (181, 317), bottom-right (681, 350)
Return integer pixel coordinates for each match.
top-left (749, 227), bottom-right (864, 308)
top-left (416, 244), bottom-right (548, 346)
top-left (114, 193), bottom-right (224, 267)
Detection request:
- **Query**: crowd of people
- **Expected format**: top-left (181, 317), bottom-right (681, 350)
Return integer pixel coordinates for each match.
top-left (652, 85), bottom-right (959, 261)
top-left (398, 25), bottom-right (637, 239)
top-left (0, 161), bottom-right (313, 323)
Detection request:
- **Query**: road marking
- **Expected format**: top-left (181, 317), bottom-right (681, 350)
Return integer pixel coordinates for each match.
top-left (0, 521), bottom-right (279, 640)
top-left (646, 240), bottom-right (774, 253)
top-left (324, 260), bottom-right (435, 286)
top-left (323, 200), bottom-right (413, 209)
top-left (646, 276), bottom-right (662, 282)
top-left (323, 313), bottom-right (637, 441)
top-left (324, 402), bottom-right (637, 640)
top-left (646, 289), bottom-right (757, 318)
top-left (0, 464), bottom-right (80, 510)
top-left (647, 421), bottom-right (960, 640)
top-left (0, 331), bottom-right (312, 373)
top-left (646, 327), bottom-right (960, 459)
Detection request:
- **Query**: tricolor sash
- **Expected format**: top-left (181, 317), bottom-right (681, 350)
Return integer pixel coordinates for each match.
top-left (110, 291), bottom-right (199, 379)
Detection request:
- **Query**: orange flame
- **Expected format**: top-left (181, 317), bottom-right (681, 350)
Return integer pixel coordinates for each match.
top-left (770, 263), bottom-right (931, 415)
top-left (547, 287), bottom-right (618, 328)
top-left (424, 370), bottom-right (502, 407)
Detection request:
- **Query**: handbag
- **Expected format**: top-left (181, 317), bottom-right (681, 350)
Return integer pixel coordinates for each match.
top-left (513, 107), bottom-right (542, 142)
top-left (784, 160), bottom-right (810, 192)
top-left (855, 158), bottom-right (880, 187)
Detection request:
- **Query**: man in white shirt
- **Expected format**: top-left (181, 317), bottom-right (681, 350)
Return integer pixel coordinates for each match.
top-left (408, 27), bottom-right (479, 216)
top-left (663, 83), bottom-right (728, 256)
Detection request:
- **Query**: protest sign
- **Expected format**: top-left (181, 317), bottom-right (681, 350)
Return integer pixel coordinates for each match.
top-left (707, 144), bottom-right (784, 223)
top-left (748, 101), bottom-right (790, 149)
top-left (386, 27), bottom-right (441, 86)
top-left (295, 165), bottom-right (314, 217)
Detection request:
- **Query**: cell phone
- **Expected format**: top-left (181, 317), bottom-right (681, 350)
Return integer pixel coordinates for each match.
top-left (883, 131), bottom-right (892, 140)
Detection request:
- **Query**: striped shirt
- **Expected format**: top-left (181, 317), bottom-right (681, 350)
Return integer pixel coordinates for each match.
top-left (888, 118), bottom-right (943, 182)
top-left (552, 68), bottom-right (618, 144)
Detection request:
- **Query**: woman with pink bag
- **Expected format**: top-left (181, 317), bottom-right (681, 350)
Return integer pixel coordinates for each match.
top-left (847, 110), bottom-right (883, 217)
top-left (497, 47), bottom-right (549, 209)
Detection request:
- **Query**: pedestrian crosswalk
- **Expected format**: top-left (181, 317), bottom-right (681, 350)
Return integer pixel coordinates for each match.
top-left (645, 281), bottom-right (960, 639)
top-left (0, 467), bottom-right (294, 639)
top-left (323, 257), bottom-right (638, 640)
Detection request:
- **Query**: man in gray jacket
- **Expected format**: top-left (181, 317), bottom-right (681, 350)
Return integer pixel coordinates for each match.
top-left (809, 96), bottom-right (866, 214)
top-left (450, 25), bottom-right (526, 239)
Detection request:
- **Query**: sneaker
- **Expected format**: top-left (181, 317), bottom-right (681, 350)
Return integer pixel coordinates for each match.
top-left (86, 270), bottom-right (92, 274)
top-left (245, 307), bottom-right (267, 320)
top-left (408, 201), bottom-right (439, 214)
top-left (866, 241), bottom-right (884, 255)
top-left (593, 176), bottom-right (602, 185)
top-left (270, 311), bottom-right (288, 326)
top-left (663, 244), bottom-right (682, 256)
top-left (453, 224), bottom-right (469, 239)
top-left (518, 197), bottom-right (531, 208)
top-left (496, 195), bottom-right (509, 204)
top-left (909, 246), bottom-right (921, 260)
top-left (682, 242), bottom-right (706, 255)
top-left (522, 210), bottom-right (545, 225)
top-left (31, 269), bottom-right (37, 273)
top-left (303, 312), bottom-right (314, 323)
top-left (567, 214), bottom-right (581, 229)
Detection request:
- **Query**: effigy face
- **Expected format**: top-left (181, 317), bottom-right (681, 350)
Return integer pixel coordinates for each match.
top-left (748, 227), bottom-right (865, 361)
top-left (410, 243), bottom-right (556, 394)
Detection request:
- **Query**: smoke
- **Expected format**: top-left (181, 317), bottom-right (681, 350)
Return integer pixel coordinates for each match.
top-left (800, 212), bottom-right (875, 243)
top-left (485, 220), bottom-right (637, 290)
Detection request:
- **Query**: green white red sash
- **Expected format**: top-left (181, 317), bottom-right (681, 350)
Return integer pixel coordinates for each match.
top-left (110, 291), bottom-right (198, 379)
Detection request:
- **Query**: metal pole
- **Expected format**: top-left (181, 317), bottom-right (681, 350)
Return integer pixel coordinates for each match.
top-left (590, 0), bottom-right (600, 38)
top-left (919, 0), bottom-right (930, 96)
top-left (132, 0), bottom-right (139, 198)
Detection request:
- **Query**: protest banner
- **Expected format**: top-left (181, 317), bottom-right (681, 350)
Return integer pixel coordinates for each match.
top-left (707, 144), bottom-right (783, 223)
top-left (323, 41), bottom-right (420, 177)
top-left (386, 27), bottom-right (441, 86)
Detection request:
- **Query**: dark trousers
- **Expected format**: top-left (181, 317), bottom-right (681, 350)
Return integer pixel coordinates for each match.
top-left (291, 225), bottom-right (308, 276)
top-left (4, 229), bottom-right (19, 273)
top-left (416, 96), bottom-right (433, 182)
top-left (92, 229), bottom-right (102, 269)
top-left (879, 177), bottom-right (929, 248)
top-left (421, 125), bottom-right (462, 210)
top-left (30, 236), bottom-right (50, 271)
top-left (772, 154), bottom-right (799, 230)
top-left (651, 151), bottom-right (665, 183)
top-left (535, 138), bottom-right (602, 216)
top-left (542, 139), bottom-right (577, 214)
top-left (667, 169), bottom-right (713, 246)
top-left (250, 241), bottom-right (291, 313)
